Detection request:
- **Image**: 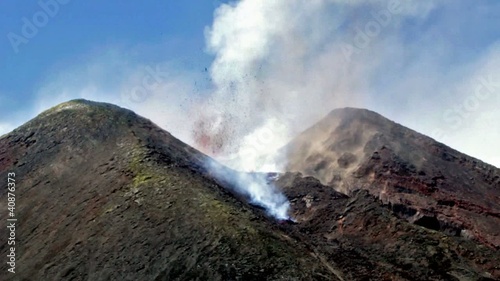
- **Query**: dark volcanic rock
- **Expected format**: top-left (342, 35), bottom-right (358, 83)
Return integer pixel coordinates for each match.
top-left (273, 172), bottom-right (500, 280)
top-left (0, 100), bottom-right (340, 281)
top-left (284, 108), bottom-right (500, 249)
top-left (1, 100), bottom-right (499, 280)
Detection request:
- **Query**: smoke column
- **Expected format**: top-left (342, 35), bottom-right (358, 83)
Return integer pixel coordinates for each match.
top-left (193, 0), bottom-right (368, 219)
top-left (192, 0), bottom-right (496, 217)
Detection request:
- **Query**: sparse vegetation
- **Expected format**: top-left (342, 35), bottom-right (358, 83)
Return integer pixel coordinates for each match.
top-left (1, 100), bottom-right (498, 281)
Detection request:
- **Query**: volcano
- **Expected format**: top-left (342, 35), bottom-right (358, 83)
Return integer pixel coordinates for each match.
top-left (283, 108), bottom-right (500, 249)
top-left (1, 100), bottom-right (499, 280)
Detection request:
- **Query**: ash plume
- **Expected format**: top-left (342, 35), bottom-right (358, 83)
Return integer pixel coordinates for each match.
top-left (25, 0), bottom-right (500, 219)
top-left (190, 0), bottom-right (445, 218)
top-left (193, 0), bottom-right (447, 164)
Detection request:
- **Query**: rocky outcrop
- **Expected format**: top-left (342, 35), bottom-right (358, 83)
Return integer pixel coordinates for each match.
top-left (274, 172), bottom-right (500, 280)
top-left (283, 107), bottom-right (500, 249)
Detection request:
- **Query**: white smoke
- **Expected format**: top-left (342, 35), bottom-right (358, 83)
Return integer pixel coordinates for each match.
top-left (195, 0), bottom-right (450, 218)
top-left (205, 157), bottom-right (291, 220)
top-left (240, 172), bottom-right (290, 220)
top-left (198, 0), bottom-right (444, 156)
top-left (25, 0), bottom-right (499, 221)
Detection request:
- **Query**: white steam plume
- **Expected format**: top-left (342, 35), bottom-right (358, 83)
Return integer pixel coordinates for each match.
top-left (205, 158), bottom-right (291, 220)
top-left (196, 0), bottom-right (444, 162)
top-left (194, 0), bottom-right (445, 219)
top-left (26, 0), bottom-right (499, 220)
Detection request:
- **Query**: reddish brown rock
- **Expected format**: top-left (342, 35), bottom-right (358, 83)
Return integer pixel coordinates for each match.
top-left (284, 108), bottom-right (500, 249)
top-left (1, 100), bottom-right (498, 280)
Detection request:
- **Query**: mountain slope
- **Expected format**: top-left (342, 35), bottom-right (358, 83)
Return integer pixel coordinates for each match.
top-left (1, 100), bottom-right (499, 280)
top-left (283, 107), bottom-right (500, 249)
top-left (0, 100), bottom-right (340, 281)
top-left (273, 172), bottom-right (500, 280)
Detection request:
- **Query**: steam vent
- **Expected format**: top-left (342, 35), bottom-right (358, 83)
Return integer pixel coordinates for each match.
top-left (1, 100), bottom-right (499, 280)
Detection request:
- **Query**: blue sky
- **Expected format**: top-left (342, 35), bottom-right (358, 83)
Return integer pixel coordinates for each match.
top-left (0, 0), bottom-right (220, 123)
top-left (0, 0), bottom-right (499, 167)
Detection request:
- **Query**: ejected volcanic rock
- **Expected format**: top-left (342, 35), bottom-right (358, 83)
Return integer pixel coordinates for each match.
top-left (283, 108), bottom-right (500, 249)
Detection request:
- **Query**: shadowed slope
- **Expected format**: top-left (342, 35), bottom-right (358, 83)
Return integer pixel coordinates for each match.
top-left (1, 101), bottom-right (499, 280)
top-left (0, 100), bottom-right (340, 281)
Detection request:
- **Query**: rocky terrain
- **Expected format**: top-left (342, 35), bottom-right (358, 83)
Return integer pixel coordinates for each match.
top-left (284, 108), bottom-right (500, 249)
top-left (0, 100), bottom-right (499, 280)
top-left (274, 173), bottom-right (500, 280)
